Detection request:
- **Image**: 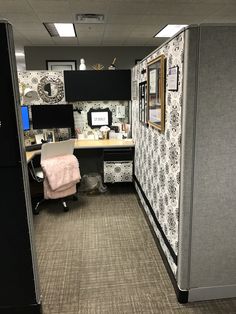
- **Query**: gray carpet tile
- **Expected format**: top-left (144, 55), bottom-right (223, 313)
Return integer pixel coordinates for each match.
top-left (33, 184), bottom-right (236, 314)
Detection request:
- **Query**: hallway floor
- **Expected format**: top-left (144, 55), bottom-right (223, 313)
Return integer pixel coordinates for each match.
top-left (34, 184), bottom-right (236, 314)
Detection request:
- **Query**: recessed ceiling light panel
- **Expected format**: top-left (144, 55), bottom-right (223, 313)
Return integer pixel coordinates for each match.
top-left (44, 22), bottom-right (76, 37)
top-left (54, 23), bottom-right (76, 37)
top-left (155, 24), bottom-right (188, 38)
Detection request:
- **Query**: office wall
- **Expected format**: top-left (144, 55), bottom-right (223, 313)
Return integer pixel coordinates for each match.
top-left (25, 46), bottom-right (156, 70)
top-left (132, 32), bottom-right (185, 276)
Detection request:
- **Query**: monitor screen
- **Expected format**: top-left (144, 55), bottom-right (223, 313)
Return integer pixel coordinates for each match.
top-left (21, 105), bottom-right (30, 131)
top-left (31, 104), bottom-right (74, 130)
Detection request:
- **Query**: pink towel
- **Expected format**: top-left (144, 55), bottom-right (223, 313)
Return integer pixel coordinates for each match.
top-left (41, 155), bottom-right (81, 199)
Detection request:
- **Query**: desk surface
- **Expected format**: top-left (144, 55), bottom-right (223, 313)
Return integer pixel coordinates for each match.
top-left (26, 138), bottom-right (134, 163)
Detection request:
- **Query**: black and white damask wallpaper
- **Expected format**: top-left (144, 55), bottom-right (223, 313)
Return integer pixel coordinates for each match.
top-left (18, 71), bottom-right (65, 104)
top-left (132, 32), bottom-right (185, 276)
top-left (18, 71), bottom-right (129, 133)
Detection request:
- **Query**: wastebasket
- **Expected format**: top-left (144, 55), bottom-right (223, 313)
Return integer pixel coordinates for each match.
top-left (77, 173), bottom-right (107, 193)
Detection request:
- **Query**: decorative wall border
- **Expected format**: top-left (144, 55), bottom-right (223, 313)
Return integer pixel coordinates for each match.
top-left (134, 175), bottom-right (177, 264)
top-left (134, 175), bottom-right (189, 304)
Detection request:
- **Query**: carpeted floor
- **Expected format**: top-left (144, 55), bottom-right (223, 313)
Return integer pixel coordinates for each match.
top-left (33, 184), bottom-right (236, 314)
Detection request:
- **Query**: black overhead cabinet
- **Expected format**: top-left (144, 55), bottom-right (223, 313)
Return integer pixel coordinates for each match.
top-left (64, 69), bottom-right (131, 101)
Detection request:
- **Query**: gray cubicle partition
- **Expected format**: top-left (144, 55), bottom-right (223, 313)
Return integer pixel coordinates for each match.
top-left (0, 20), bottom-right (41, 313)
top-left (132, 24), bottom-right (236, 303)
top-left (179, 24), bottom-right (236, 301)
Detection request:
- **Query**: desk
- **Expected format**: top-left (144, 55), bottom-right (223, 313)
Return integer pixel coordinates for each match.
top-left (26, 139), bottom-right (134, 163)
top-left (26, 139), bottom-right (135, 182)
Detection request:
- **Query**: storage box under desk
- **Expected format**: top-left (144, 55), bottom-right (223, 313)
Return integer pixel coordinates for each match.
top-left (103, 148), bottom-right (133, 183)
top-left (104, 161), bottom-right (133, 183)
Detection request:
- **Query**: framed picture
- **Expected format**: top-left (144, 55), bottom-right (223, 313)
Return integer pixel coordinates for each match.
top-left (139, 81), bottom-right (148, 126)
top-left (147, 54), bottom-right (165, 132)
top-left (46, 60), bottom-right (77, 71)
top-left (168, 65), bottom-right (179, 91)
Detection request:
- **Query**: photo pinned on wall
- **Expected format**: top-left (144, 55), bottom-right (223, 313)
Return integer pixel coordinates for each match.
top-left (46, 60), bottom-right (77, 71)
top-left (167, 65), bottom-right (179, 91)
top-left (139, 81), bottom-right (148, 126)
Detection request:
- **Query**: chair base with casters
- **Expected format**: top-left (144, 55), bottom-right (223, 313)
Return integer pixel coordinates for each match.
top-left (33, 196), bottom-right (72, 215)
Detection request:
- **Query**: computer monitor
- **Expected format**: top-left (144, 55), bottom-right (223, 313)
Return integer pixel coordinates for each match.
top-left (21, 105), bottom-right (30, 131)
top-left (31, 104), bottom-right (74, 130)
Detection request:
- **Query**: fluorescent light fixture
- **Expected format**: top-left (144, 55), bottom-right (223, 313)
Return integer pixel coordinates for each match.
top-left (155, 24), bottom-right (188, 38)
top-left (54, 23), bottom-right (76, 37)
top-left (15, 51), bottom-right (25, 57)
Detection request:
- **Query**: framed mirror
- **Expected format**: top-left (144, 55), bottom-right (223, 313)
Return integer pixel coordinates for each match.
top-left (37, 76), bottom-right (64, 103)
top-left (147, 54), bottom-right (165, 132)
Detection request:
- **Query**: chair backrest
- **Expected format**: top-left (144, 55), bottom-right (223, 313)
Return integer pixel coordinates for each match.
top-left (41, 139), bottom-right (75, 162)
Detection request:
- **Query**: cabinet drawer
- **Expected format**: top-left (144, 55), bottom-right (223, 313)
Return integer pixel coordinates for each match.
top-left (103, 148), bottom-right (133, 161)
top-left (104, 161), bottom-right (133, 183)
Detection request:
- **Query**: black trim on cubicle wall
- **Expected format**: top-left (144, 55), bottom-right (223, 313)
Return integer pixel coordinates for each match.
top-left (133, 175), bottom-right (177, 264)
top-left (133, 175), bottom-right (189, 303)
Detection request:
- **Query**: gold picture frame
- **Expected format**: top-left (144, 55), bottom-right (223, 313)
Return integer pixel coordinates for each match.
top-left (147, 54), bottom-right (165, 132)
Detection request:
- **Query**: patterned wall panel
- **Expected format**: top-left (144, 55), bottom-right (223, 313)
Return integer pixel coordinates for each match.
top-left (132, 32), bottom-right (185, 276)
top-left (18, 71), bottom-right (65, 104)
top-left (73, 101), bottom-right (129, 132)
top-left (18, 71), bottom-right (129, 134)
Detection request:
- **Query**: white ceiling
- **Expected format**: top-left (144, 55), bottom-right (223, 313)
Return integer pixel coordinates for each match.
top-left (1, 0), bottom-right (236, 52)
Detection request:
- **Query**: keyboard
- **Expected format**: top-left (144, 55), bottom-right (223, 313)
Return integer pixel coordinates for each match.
top-left (25, 143), bottom-right (42, 152)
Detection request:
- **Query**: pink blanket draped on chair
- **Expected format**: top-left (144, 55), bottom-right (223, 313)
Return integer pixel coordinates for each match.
top-left (41, 155), bottom-right (81, 199)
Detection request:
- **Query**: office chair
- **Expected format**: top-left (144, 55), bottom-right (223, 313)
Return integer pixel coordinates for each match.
top-left (29, 139), bottom-right (80, 214)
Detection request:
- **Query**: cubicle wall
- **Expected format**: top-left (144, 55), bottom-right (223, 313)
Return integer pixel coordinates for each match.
top-left (131, 31), bottom-right (185, 277)
top-left (0, 21), bottom-right (41, 314)
top-left (179, 25), bottom-right (236, 301)
top-left (132, 24), bottom-right (236, 302)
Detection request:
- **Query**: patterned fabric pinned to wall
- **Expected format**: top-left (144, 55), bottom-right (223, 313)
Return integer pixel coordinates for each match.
top-left (18, 71), bottom-right (129, 136)
top-left (73, 101), bottom-right (129, 132)
top-left (132, 32), bottom-right (184, 276)
top-left (18, 71), bottom-right (65, 104)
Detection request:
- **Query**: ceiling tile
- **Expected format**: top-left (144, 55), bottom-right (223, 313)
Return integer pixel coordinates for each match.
top-left (74, 23), bottom-right (105, 33)
top-left (69, 0), bottom-right (109, 14)
top-left (1, 13), bottom-right (39, 24)
top-left (106, 14), bottom-right (142, 24)
top-left (27, 0), bottom-right (70, 13)
top-left (37, 12), bottom-right (73, 23)
top-left (0, 0), bottom-right (236, 47)
top-left (148, 2), bottom-right (224, 16)
top-left (0, 0), bottom-right (32, 13)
